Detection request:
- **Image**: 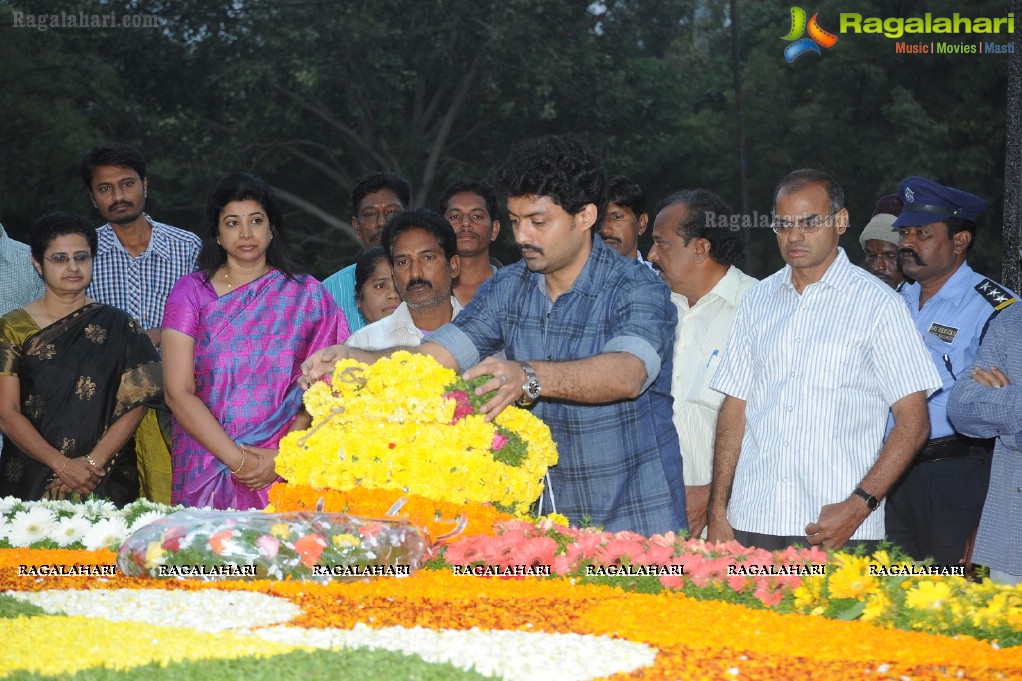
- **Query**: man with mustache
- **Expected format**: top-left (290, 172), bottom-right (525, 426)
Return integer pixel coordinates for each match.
top-left (322, 172), bottom-right (411, 333)
top-left (303, 134), bottom-right (685, 536)
top-left (439, 180), bottom-right (501, 306)
top-left (859, 194), bottom-right (906, 289)
top-left (80, 143), bottom-right (201, 348)
top-left (345, 209), bottom-right (462, 350)
top-left (885, 176), bottom-right (1017, 569)
top-left (707, 169), bottom-right (939, 551)
top-left (647, 189), bottom-right (758, 537)
top-left (599, 175), bottom-right (651, 266)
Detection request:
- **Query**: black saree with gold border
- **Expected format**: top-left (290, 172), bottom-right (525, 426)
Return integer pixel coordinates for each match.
top-left (0, 303), bottom-right (162, 504)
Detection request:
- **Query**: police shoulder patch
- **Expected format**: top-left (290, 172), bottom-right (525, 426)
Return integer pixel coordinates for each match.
top-left (974, 279), bottom-right (1017, 310)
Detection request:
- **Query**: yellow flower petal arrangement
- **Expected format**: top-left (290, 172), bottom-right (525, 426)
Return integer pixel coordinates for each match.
top-left (275, 352), bottom-right (559, 513)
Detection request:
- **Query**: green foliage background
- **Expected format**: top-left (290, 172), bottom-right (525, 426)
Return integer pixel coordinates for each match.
top-left (0, 0), bottom-right (1011, 280)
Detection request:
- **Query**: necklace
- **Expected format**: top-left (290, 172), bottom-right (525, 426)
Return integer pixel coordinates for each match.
top-left (221, 268), bottom-right (233, 290)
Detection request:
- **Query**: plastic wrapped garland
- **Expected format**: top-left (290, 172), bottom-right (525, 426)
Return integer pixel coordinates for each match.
top-left (117, 509), bottom-right (426, 582)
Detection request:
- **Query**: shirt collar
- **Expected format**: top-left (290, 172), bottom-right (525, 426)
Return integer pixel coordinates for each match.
top-left (706, 265), bottom-right (751, 306)
top-left (930, 261), bottom-right (976, 304)
top-left (535, 235), bottom-right (610, 300)
top-left (774, 247), bottom-right (854, 294)
top-left (97, 214), bottom-right (174, 261)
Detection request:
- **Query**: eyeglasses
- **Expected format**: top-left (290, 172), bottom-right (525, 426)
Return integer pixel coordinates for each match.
top-left (770, 212), bottom-right (836, 234)
top-left (44, 252), bottom-right (93, 265)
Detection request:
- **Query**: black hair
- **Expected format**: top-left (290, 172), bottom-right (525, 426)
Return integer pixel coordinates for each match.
top-left (380, 208), bottom-right (458, 263)
top-left (606, 175), bottom-right (646, 218)
top-left (351, 172), bottom-right (412, 216)
top-left (80, 143), bottom-right (147, 189)
top-left (656, 189), bottom-right (744, 267)
top-left (354, 246), bottom-right (390, 296)
top-left (772, 168), bottom-right (845, 215)
top-left (494, 134), bottom-right (607, 222)
top-left (944, 217), bottom-right (977, 253)
top-left (198, 173), bottom-right (297, 280)
top-left (30, 212), bottom-right (98, 261)
top-left (438, 180), bottom-right (499, 219)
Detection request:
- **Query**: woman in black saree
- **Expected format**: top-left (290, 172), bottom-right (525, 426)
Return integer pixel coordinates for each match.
top-left (0, 212), bottom-right (162, 505)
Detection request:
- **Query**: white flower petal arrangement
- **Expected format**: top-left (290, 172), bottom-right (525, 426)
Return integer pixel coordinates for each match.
top-left (0, 497), bottom-right (178, 550)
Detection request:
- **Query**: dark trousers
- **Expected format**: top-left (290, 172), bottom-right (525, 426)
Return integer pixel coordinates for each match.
top-left (733, 529), bottom-right (881, 554)
top-left (885, 440), bottom-right (992, 566)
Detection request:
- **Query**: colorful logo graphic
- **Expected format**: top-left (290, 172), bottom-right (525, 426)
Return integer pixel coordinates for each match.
top-left (782, 7), bottom-right (838, 63)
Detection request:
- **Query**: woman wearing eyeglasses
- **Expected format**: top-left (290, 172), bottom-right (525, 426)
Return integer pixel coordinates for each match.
top-left (0, 212), bottom-right (162, 503)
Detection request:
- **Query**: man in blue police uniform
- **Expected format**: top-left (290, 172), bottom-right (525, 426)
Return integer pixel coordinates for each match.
top-left (886, 176), bottom-right (1017, 568)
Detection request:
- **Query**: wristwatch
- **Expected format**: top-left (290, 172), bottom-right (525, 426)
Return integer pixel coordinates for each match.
top-left (852, 487), bottom-right (880, 512)
top-left (517, 361), bottom-right (541, 407)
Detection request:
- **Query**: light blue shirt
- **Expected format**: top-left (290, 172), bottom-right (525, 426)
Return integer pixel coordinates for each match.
top-left (322, 264), bottom-right (367, 333)
top-left (897, 262), bottom-right (1018, 439)
top-left (0, 223), bottom-right (44, 316)
top-left (711, 249), bottom-right (941, 539)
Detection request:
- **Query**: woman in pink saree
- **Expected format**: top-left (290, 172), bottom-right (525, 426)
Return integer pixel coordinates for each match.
top-left (162, 173), bottom-right (349, 509)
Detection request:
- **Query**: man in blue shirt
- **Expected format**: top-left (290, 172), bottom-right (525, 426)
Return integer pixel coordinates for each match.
top-left (321, 173), bottom-right (411, 333)
top-left (303, 135), bottom-right (686, 536)
top-left (948, 304), bottom-right (1022, 585)
top-left (886, 176), bottom-right (1017, 568)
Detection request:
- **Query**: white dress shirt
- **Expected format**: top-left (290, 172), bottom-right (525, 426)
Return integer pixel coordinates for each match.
top-left (670, 266), bottom-right (758, 486)
top-left (345, 297), bottom-right (463, 350)
top-left (710, 249), bottom-right (941, 539)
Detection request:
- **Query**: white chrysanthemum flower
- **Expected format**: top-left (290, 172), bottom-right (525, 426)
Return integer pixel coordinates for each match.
top-left (81, 516), bottom-right (130, 550)
top-left (6, 506), bottom-right (59, 547)
top-left (128, 510), bottom-right (169, 533)
top-left (52, 515), bottom-right (93, 547)
top-left (81, 497), bottom-right (117, 520)
top-left (0, 496), bottom-right (23, 515)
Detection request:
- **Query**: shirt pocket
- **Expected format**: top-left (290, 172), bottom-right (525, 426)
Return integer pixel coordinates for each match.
top-left (686, 344), bottom-right (726, 411)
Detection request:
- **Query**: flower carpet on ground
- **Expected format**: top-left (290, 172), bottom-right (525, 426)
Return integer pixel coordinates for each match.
top-left (2, 545), bottom-right (1022, 680)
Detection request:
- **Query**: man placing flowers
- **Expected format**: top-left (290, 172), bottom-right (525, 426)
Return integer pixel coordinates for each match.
top-left (302, 135), bottom-right (685, 537)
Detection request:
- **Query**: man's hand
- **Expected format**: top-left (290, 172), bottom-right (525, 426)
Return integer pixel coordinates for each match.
top-left (299, 344), bottom-right (349, 389)
top-left (685, 484), bottom-right (711, 538)
top-left (706, 506), bottom-right (735, 544)
top-left (464, 357), bottom-right (530, 422)
top-left (971, 366), bottom-right (1012, 388)
top-left (805, 497), bottom-right (870, 550)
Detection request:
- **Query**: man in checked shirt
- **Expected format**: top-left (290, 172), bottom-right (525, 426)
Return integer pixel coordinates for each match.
top-left (80, 143), bottom-right (201, 349)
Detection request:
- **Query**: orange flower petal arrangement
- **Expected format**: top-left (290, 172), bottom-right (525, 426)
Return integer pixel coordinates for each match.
top-left (2, 353), bottom-right (1021, 678)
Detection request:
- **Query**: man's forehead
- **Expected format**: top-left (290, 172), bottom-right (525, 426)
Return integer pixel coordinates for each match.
top-left (359, 188), bottom-right (403, 210)
top-left (775, 183), bottom-right (829, 212)
top-left (507, 194), bottom-right (564, 216)
top-left (446, 191), bottom-right (488, 212)
top-left (92, 165), bottom-right (141, 184)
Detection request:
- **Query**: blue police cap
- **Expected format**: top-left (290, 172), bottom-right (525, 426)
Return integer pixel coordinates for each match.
top-left (892, 176), bottom-right (988, 228)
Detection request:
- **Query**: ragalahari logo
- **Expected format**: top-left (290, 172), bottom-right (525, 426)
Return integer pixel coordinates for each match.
top-left (782, 7), bottom-right (839, 63)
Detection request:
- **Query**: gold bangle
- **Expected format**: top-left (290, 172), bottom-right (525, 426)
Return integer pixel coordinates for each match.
top-left (86, 454), bottom-right (99, 469)
top-left (230, 445), bottom-right (247, 474)
top-left (55, 457), bottom-right (70, 478)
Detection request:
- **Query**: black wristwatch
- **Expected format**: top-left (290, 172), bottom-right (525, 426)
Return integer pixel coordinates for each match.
top-left (852, 487), bottom-right (880, 512)
top-left (517, 361), bottom-right (541, 407)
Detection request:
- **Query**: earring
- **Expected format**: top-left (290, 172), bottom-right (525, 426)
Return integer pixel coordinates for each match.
top-left (216, 238), bottom-right (221, 246)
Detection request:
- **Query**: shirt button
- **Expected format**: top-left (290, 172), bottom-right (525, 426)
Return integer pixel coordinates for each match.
top-left (783, 441), bottom-right (789, 447)
top-left (795, 338), bottom-right (801, 343)
top-left (786, 406), bottom-right (793, 412)
top-left (782, 477), bottom-right (789, 483)
top-left (790, 371), bottom-right (796, 377)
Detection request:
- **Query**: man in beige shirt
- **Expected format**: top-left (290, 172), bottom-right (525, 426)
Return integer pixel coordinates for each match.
top-left (648, 189), bottom-right (757, 536)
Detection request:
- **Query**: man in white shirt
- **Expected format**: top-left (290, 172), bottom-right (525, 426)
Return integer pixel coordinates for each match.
top-left (346, 209), bottom-right (461, 350)
top-left (647, 189), bottom-right (758, 536)
top-left (706, 169), bottom-right (940, 552)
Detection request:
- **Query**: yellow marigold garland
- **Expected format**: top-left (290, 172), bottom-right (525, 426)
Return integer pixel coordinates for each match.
top-left (275, 352), bottom-right (558, 512)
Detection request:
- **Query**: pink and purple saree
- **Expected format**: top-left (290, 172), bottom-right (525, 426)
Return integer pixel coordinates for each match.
top-left (163, 269), bottom-right (348, 509)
